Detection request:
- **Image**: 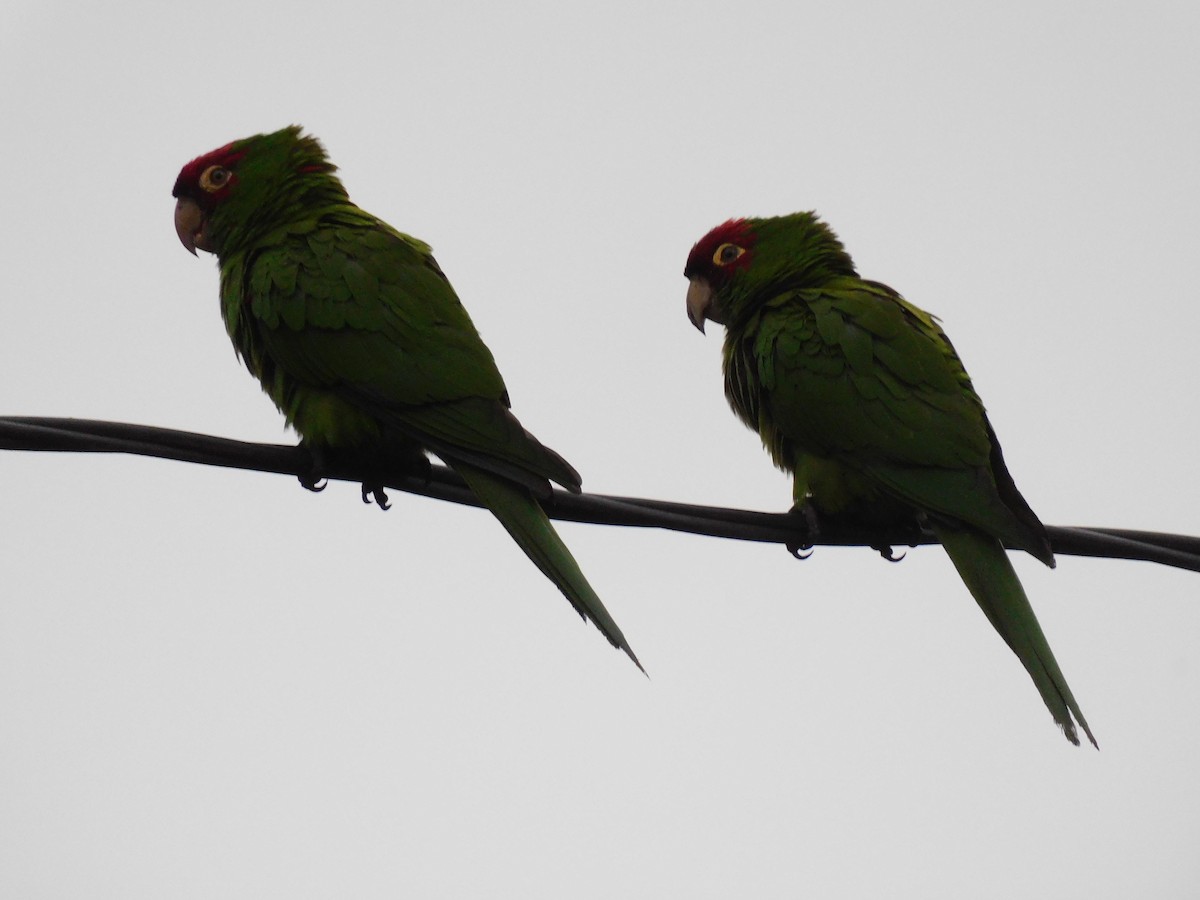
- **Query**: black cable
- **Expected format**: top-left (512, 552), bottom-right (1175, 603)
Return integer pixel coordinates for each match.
top-left (3, 416), bottom-right (1197, 574)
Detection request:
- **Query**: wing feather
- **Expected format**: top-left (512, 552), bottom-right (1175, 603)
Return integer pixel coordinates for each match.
top-left (752, 280), bottom-right (1050, 558)
top-left (243, 209), bottom-right (580, 493)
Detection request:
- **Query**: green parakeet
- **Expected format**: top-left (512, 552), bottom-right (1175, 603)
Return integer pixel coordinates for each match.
top-left (684, 212), bottom-right (1094, 746)
top-left (172, 126), bottom-right (639, 669)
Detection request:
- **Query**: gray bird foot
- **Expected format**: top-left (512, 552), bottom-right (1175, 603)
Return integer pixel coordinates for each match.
top-left (872, 544), bottom-right (906, 562)
top-left (362, 484), bottom-right (391, 510)
top-left (299, 473), bottom-right (328, 493)
top-left (299, 444), bottom-right (328, 493)
top-left (786, 503), bottom-right (821, 560)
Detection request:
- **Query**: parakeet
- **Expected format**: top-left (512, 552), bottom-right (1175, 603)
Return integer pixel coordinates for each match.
top-left (684, 212), bottom-right (1094, 746)
top-left (172, 126), bottom-right (639, 669)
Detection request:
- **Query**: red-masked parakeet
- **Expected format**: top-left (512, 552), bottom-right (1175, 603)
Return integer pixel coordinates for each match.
top-left (684, 212), bottom-right (1093, 746)
top-left (172, 126), bottom-right (639, 669)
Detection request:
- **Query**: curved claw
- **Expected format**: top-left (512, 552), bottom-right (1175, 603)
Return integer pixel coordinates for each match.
top-left (788, 543), bottom-right (815, 560)
top-left (299, 442), bottom-right (328, 494)
top-left (873, 544), bottom-right (906, 563)
top-left (299, 475), bottom-right (327, 493)
top-left (362, 484), bottom-right (391, 510)
top-left (786, 501), bottom-right (820, 560)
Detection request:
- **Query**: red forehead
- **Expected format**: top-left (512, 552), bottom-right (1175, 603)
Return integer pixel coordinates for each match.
top-left (684, 218), bottom-right (755, 276)
top-left (173, 141), bottom-right (246, 195)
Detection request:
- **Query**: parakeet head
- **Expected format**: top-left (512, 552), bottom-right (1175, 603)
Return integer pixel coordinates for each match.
top-left (172, 125), bottom-right (347, 257)
top-left (683, 212), bottom-right (857, 333)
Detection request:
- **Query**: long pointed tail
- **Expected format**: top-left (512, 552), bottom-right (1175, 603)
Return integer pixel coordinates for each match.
top-left (453, 461), bottom-right (643, 672)
top-left (935, 525), bottom-right (1096, 748)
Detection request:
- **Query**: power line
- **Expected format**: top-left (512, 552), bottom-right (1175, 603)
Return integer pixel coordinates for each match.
top-left (3, 416), bottom-right (1197, 574)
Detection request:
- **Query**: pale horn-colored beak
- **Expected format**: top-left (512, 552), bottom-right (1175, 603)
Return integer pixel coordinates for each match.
top-left (174, 196), bottom-right (208, 255)
top-left (686, 276), bottom-right (722, 333)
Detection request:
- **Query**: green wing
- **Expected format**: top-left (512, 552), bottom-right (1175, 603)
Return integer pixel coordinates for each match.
top-left (241, 209), bottom-right (580, 494)
top-left (229, 208), bottom-right (640, 665)
top-left (750, 277), bottom-right (1091, 742)
top-left (753, 278), bottom-right (1050, 561)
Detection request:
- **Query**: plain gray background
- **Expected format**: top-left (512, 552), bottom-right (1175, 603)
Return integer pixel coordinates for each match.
top-left (3, 2), bottom-right (1198, 897)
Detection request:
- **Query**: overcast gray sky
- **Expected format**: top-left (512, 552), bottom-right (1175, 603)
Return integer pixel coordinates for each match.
top-left (3, 2), bottom-right (1199, 897)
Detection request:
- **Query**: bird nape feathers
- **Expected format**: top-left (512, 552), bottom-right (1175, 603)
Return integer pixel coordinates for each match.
top-left (172, 125), bottom-right (639, 670)
top-left (684, 212), bottom-right (1095, 747)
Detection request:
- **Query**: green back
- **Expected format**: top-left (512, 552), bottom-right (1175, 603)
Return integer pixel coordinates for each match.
top-left (711, 214), bottom-right (1052, 563)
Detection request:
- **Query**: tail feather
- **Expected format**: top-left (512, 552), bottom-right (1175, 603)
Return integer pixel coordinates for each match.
top-left (453, 461), bottom-right (643, 672)
top-left (934, 525), bottom-right (1096, 748)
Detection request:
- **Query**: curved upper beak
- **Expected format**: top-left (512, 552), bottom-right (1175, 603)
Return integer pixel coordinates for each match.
top-left (174, 196), bottom-right (208, 255)
top-left (686, 276), bottom-right (723, 334)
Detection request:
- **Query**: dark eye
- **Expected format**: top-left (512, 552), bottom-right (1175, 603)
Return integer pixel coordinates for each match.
top-left (713, 243), bottom-right (745, 265)
top-left (199, 165), bottom-right (232, 192)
